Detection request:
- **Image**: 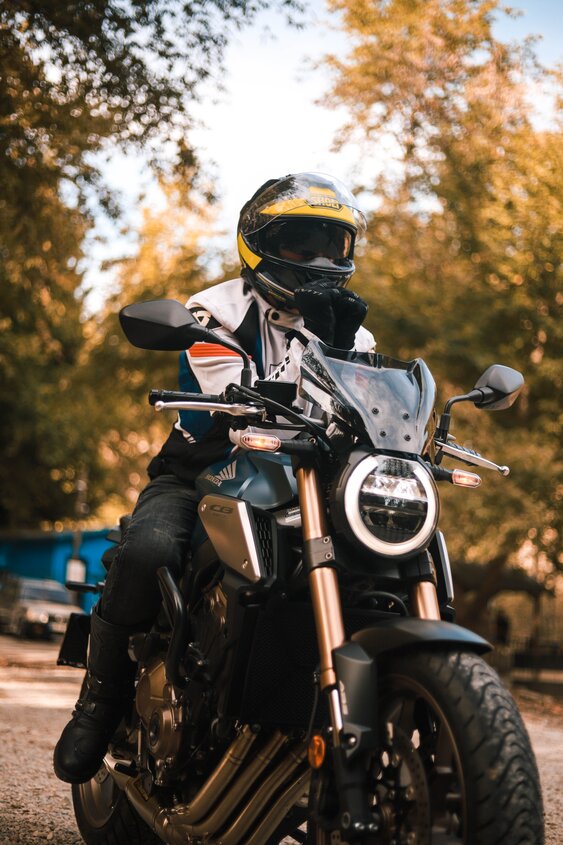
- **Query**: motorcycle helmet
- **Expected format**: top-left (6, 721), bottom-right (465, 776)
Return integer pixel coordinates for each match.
top-left (237, 172), bottom-right (367, 310)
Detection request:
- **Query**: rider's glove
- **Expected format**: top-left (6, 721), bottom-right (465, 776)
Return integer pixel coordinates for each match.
top-left (294, 280), bottom-right (338, 345)
top-left (294, 282), bottom-right (368, 349)
top-left (331, 288), bottom-right (368, 350)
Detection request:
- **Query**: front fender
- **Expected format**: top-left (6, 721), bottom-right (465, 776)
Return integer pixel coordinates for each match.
top-left (352, 617), bottom-right (491, 658)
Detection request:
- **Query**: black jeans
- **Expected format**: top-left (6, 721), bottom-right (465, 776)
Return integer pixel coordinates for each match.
top-left (100, 474), bottom-right (199, 628)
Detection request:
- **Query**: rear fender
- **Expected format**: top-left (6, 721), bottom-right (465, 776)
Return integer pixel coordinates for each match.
top-left (352, 617), bottom-right (491, 659)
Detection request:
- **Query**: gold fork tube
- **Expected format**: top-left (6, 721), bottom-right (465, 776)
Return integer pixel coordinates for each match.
top-left (309, 568), bottom-right (345, 690)
top-left (297, 465), bottom-right (329, 540)
top-left (296, 467), bottom-right (345, 692)
top-left (410, 581), bottom-right (441, 620)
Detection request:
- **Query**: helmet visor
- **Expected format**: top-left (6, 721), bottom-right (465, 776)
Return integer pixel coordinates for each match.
top-left (259, 219), bottom-right (353, 264)
top-left (240, 172), bottom-right (367, 239)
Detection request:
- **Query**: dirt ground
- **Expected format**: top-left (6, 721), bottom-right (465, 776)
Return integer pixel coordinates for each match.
top-left (0, 633), bottom-right (561, 844)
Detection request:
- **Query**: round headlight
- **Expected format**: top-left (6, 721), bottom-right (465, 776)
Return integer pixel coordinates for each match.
top-left (343, 454), bottom-right (438, 557)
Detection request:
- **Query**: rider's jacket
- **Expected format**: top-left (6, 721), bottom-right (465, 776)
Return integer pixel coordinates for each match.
top-left (148, 277), bottom-right (376, 484)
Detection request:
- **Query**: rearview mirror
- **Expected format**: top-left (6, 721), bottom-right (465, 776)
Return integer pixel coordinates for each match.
top-left (119, 299), bottom-right (254, 386)
top-left (119, 299), bottom-right (213, 350)
top-left (473, 364), bottom-right (524, 410)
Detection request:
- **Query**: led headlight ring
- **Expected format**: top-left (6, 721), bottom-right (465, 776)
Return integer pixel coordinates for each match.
top-left (343, 454), bottom-right (439, 557)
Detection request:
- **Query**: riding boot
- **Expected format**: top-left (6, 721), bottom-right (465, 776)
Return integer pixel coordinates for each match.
top-left (53, 605), bottom-right (137, 784)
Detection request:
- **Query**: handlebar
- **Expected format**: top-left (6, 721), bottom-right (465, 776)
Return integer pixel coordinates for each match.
top-left (147, 385), bottom-right (328, 450)
top-left (147, 390), bottom-right (506, 472)
top-left (149, 389), bottom-right (266, 420)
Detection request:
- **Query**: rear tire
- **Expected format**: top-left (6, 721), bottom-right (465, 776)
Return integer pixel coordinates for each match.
top-left (375, 649), bottom-right (544, 844)
top-left (70, 675), bottom-right (160, 845)
top-left (72, 766), bottom-right (162, 845)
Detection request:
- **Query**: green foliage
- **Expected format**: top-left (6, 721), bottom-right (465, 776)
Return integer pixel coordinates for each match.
top-left (0, 0), bottom-right (300, 528)
top-left (327, 0), bottom-right (562, 603)
top-left (78, 181), bottom-right (233, 523)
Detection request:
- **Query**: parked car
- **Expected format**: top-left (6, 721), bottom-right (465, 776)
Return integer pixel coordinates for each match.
top-left (0, 575), bottom-right (83, 639)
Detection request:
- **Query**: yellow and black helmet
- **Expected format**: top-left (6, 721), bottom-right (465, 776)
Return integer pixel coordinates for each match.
top-left (237, 172), bottom-right (367, 310)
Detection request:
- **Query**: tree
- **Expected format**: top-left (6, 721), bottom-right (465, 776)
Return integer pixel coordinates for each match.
top-left (0, 0), bottom-right (300, 527)
top-left (78, 179), bottom-right (235, 525)
top-left (324, 0), bottom-right (562, 621)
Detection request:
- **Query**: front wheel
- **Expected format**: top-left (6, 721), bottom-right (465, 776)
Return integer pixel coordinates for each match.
top-left (371, 649), bottom-right (544, 844)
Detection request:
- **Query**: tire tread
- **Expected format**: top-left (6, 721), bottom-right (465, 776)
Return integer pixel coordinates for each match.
top-left (72, 782), bottom-right (162, 845)
top-left (387, 649), bottom-right (544, 845)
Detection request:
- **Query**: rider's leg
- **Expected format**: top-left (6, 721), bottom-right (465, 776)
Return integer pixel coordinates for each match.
top-left (53, 474), bottom-right (199, 784)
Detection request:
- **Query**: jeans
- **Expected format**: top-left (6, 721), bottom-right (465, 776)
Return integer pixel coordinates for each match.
top-left (100, 474), bottom-right (199, 628)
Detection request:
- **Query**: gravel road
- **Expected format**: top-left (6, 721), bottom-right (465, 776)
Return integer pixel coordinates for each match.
top-left (0, 633), bottom-right (561, 844)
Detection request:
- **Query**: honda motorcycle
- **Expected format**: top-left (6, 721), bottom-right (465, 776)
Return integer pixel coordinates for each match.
top-left (58, 299), bottom-right (544, 845)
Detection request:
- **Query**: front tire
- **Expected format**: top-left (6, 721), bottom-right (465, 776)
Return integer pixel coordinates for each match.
top-left (374, 649), bottom-right (544, 844)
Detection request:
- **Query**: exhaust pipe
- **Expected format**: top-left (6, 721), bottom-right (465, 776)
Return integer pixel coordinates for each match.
top-left (171, 731), bottom-right (288, 837)
top-left (105, 724), bottom-right (257, 839)
top-left (105, 727), bottom-right (310, 845)
top-left (216, 742), bottom-right (308, 845)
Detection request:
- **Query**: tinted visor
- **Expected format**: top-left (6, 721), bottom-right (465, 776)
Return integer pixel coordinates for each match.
top-left (260, 220), bottom-right (353, 264)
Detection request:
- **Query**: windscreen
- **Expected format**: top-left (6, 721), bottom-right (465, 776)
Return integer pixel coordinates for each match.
top-left (300, 342), bottom-right (436, 453)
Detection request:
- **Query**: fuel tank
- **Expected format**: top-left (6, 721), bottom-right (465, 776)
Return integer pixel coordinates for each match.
top-left (195, 451), bottom-right (297, 509)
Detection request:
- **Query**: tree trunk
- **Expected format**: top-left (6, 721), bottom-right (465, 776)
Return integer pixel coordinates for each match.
top-left (455, 555), bottom-right (508, 630)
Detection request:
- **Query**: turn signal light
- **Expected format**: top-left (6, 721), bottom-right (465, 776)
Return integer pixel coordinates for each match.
top-left (240, 433), bottom-right (282, 452)
top-left (451, 468), bottom-right (481, 488)
top-left (308, 734), bottom-right (326, 769)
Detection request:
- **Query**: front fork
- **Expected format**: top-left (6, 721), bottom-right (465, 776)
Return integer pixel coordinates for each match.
top-left (295, 465), bottom-right (441, 836)
top-left (296, 466), bottom-right (346, 740)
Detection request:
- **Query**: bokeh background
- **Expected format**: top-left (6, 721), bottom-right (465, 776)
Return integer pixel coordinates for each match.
top-left (1, 0), bottom-right (561, 638)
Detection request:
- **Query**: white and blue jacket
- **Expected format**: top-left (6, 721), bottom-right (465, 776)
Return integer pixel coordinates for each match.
top-left (148, 277), bottom-right (375, 483)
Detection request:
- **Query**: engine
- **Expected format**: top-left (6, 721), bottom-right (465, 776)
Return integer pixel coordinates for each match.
top-left (135, 584), bottom-right (229, 784)
top-left (135, 659), bottom-right (186, 784)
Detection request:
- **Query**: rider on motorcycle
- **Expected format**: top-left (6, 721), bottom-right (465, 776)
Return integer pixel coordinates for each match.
top-left (53, 172), bottom-right (375, 785)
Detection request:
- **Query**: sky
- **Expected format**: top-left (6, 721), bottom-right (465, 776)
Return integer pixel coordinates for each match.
top-left (83, 0), bottom-right (563, 309)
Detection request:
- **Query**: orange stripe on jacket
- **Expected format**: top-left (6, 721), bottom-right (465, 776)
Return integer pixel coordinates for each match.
top-left (188, 343), bottom-right (251, 359)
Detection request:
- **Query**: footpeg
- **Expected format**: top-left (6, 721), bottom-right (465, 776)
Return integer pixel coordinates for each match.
top-left (114, 760), bottom-right (138, 776)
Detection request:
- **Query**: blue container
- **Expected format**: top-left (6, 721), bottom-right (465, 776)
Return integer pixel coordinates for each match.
top-left (0, 528), bottom-right (112, 612)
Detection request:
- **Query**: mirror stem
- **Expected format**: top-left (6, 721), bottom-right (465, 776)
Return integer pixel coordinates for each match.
top-left (436, 388), bottom-right (485, 446)
top-left (240, 366), bottom-right (253, 388)
top-left (443, 388), bottom-right (483, 416)
top-left (435, 412), bottom-right (451, 444)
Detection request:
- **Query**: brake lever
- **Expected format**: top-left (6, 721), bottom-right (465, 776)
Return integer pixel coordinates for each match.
top-left (154, 400), bottom-right (266, 420)
top-left (434, 440), bottom-right (510, 476)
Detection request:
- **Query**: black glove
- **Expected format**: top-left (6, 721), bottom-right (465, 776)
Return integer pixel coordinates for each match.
top-left (294, 280), bottom-right (339, 345)
top-left (331, 288), bottom-right (368, 349)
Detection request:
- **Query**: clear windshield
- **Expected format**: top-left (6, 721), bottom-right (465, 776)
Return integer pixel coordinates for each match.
top-left (300, 341), bottom-right (436, 453)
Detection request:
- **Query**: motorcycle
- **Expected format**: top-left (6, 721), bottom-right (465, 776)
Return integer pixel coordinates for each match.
top-left (58, 299), bottom-right (544, 845)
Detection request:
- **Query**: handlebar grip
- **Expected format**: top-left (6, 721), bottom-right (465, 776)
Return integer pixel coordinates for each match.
top-left (149, 389), bottom-right (221, 406)
top-left (279, 439), bottom-right (317, 455)
top-left (430, 465), bottom-right (454, 483)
